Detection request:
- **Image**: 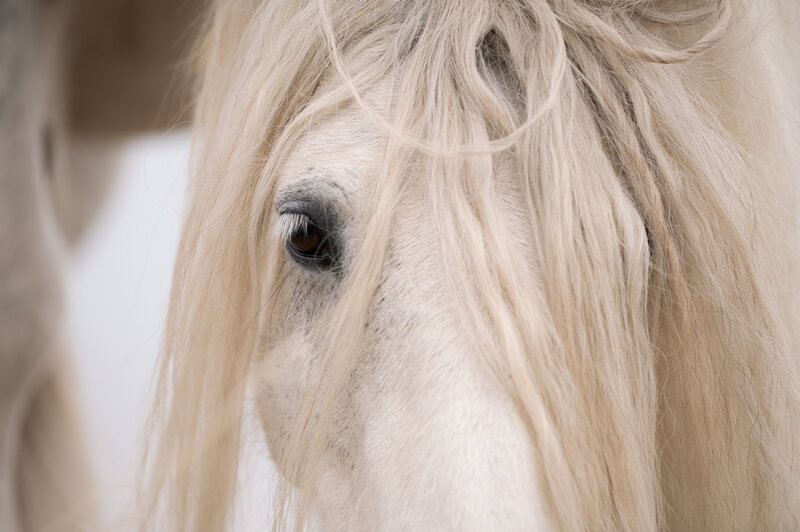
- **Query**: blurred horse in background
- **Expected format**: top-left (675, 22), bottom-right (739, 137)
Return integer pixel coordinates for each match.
top-left (0, 0), bottom-right (200, 529)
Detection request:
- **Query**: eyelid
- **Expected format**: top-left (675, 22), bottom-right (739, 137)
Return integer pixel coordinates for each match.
top-left (276, 199), bottom-right (336, 236)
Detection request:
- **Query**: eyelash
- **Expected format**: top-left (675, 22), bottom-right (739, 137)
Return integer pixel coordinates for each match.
top-left (275, 212), bottom-right (311, 243)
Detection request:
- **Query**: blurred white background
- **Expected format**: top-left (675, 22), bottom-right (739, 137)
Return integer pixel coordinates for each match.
top-left (64, 130), bottom-right (276, 530)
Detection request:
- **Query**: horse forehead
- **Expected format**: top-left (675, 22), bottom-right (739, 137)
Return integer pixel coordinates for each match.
top-left (280, 78), bottom-right (395, 179)
top-left (278, 75), bottom-right (522, 234)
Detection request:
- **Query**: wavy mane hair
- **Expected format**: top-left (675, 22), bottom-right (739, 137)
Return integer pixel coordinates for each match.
top-left (141, 0), bottom-right (800, 529)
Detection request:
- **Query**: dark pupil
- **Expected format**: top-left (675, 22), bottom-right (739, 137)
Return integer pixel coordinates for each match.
top-left (290, 225), bottom-right (322, 255)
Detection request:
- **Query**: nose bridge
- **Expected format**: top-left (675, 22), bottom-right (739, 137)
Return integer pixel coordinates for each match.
top-left (383, 179), bottom-right (522, 351)
top-left (370, 182), bottom-right (534, 404)
top-left (360, 228), bottom-right (549, 529)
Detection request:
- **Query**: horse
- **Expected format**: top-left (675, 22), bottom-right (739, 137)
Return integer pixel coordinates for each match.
top-left (140, 0), bottom-right (800, 529)
top-left (2, 0), bottom-right (800, 530)
top-left (0, 0), bottom-right (200, 529)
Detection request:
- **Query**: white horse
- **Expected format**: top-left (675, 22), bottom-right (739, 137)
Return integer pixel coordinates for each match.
top-left (3, 0), bottom-right (800, 530)
top-left (141, 0), bottom-right (800, 530)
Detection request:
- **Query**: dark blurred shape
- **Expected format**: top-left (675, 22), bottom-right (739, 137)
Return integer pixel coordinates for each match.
top-left (68, 0), bottom-right (205, 134)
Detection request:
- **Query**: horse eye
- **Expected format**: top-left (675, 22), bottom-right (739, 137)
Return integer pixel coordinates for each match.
top-left (289, 225), bottom-right (321, 254)
top-left (286, 222), bottom-right (334, 267)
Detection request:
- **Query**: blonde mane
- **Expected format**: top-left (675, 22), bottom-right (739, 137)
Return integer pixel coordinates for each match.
top-left (142, 0), bottom-right (800, 529)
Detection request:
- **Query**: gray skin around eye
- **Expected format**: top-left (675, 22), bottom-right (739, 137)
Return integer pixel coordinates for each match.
top-left (275, 173), bottom-right (351, 276)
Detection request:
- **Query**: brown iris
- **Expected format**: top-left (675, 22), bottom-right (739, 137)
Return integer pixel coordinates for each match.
top-left (286, 221), bottom-right (334, 267)
top-left (289, 225), bottom-right (322, 254)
